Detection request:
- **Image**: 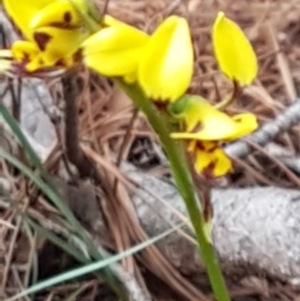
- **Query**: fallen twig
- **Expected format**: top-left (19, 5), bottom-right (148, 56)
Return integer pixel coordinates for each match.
top-left (124, 163), bottom-right (300, 285)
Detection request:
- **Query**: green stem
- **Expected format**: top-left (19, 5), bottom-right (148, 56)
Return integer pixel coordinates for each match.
top-left (118, 81), bottom-right (230, 301)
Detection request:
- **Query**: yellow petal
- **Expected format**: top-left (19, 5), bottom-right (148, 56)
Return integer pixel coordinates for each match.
top-left (171, 96), bottom-right (257, 141)
top-left (82, 15), bottom-right (149, 79)
top-left (187, 139), bottom-right (197, 152)
top-left (138, 16), bottom-right (193, 102)
top-left (33, 26), bottom-right (89, 67)
top-left (194, 144), bottom-right (232, 177)
top-left (3, 0), bottom-right (53, 38)
top-left (229, 113), bottom-right (258, 140)
top-left (3, 0), bottom-right (90, 70)
top-left (25, 56), bottom-right (47, 72)
top-left (103, 15), bottom-right (125, 27)
top-left (11, 40), bottom-right (46, 72)
top-left (12, 40), bottom-right (40, 62)
top-left (212, 12), bottom-right (258, 85)
top-left (29, 0), bottom-right (87, 29)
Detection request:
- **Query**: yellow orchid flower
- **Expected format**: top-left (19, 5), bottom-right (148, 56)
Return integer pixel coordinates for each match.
top-left (170, 96), bottom-right (258, 177)
top-left (171, 96), bottom-right (257, 141)
top-left (212, 12), bottom-right (258, 86)
top-left (138, 16), bottom-right (194, 102)
top-left (2, 0), bottom-right (90, 71)
top-left (82, 15), bottom-right (149, 83)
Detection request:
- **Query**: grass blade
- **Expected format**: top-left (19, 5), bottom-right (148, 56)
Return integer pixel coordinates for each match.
top-left (7, 221), bottom-right (184, 301)
top-left (0, 103), bottom-right (51, 183)
top-left (0, 147), bottom-right (127, 299)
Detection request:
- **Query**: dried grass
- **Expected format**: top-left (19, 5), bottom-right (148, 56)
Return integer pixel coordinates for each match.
top-left (3, 0), bottom-right (300, 300)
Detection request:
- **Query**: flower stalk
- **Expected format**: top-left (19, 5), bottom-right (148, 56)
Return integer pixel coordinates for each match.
top-left (117, 80), bottom-right (231, 301)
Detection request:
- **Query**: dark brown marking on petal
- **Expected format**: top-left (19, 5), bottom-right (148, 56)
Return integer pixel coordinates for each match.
top-left (34, 32), bottom-right (52, 51)
top-left (154, 101), bottom-right (168, 113)
top-left (46, 22), bottom-right (80, 30)
top-left (195, 141), bottom-right (206, 151)
top-left (55, 59), bottom-right (65, 67)
top-left (195, 141), bottom-right (219, 153)
top-left (42, 20), bottom-right (82, 30)
top-left (234, 117), bottom-right (242, 123)
top-left (18, 50), bottom-right (34, 65)
top-left (20, 51), bottom-right (29, 62)
top-left (64, 12), bottom-right (72, 23)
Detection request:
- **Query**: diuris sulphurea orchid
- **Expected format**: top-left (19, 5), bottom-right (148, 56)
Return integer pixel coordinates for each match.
top-left (170, 96), bottom-right (258, 177)
top-left (1, 0), bottom-right (92, 71)
top-left (212, 12), bottom-right (258, 86)
top-left (82, 15), bottom-right (194, 102)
